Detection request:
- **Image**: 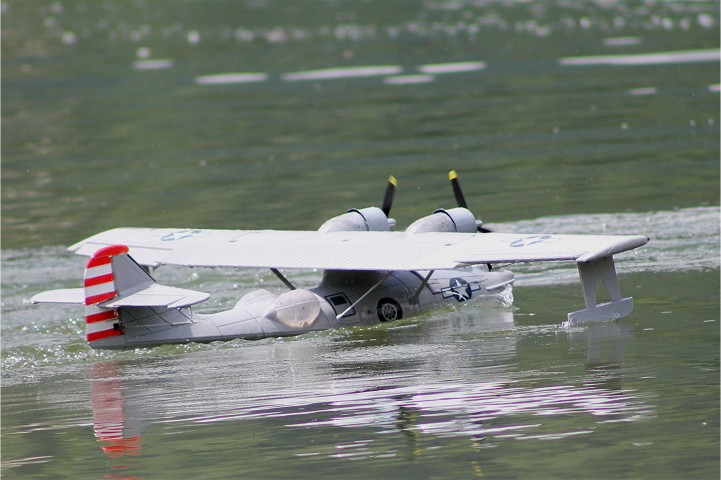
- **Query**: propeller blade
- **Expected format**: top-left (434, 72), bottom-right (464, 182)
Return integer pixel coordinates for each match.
top-left (448, 170), bottom-right (467, 209)
top-left (448, 170), bottom-right (492, 233)
top-left (382, 175), bottom-right (397, 216)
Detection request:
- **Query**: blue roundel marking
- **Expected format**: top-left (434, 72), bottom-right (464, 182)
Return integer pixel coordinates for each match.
top-left (160, 229), bottom-right (204, 241)
top-left (509, 235), bottom-right (554, 248)
top-left (448, 278), bottom-right (472, 302)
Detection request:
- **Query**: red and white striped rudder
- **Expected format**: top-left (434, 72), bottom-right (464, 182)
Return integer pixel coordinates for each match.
top-left (84, 245), bottom-right (129, 343)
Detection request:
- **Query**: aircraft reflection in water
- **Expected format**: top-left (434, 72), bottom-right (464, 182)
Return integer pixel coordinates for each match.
top-left (33, 172), bottom-right (648, 348)
top-left (86, 311), bottom-right (653, 475)
top-left (89, 362), bottom-right (142, 480)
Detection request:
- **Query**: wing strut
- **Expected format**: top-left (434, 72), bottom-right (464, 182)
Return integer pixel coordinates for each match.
top-left (567, 256), bottom-right (633, 323)
top-left (410, 270), bottom-right (435, 304)
top-left (336, 272), bottom-right (392, 320)
top-left (270, 268), bottom-right (296, 291)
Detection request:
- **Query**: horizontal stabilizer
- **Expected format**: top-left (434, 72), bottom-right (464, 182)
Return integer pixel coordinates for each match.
top-left (32, 288), bottom-right (85, 305)
top-left (101, 284), bottom-right (210, 309)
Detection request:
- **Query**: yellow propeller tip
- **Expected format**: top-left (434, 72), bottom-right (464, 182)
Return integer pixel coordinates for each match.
top-left (448, 170), bottom-right (458, 180)
top-left (388, 175), bottom-right (398, 186)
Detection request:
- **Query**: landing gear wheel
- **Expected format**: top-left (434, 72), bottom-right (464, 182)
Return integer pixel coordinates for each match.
top-left (377, 298), bottom-right (402, 322)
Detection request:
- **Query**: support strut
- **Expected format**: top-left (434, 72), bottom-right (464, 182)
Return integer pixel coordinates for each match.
top-left (270, 268), bottom-right (296, 291)
top-left (336, 272), bottom-right (392, 320)
top-left (410, 270), bottom-right (435, 305)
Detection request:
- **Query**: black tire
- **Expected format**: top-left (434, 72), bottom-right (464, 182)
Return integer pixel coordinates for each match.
top-left (377, 298), bottom-right (402, 322)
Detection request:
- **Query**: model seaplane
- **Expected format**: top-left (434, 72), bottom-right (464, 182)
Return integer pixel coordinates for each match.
top-left (32, 171), bottom-right (648, 349)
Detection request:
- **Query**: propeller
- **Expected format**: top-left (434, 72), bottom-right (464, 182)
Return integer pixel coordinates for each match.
top-left (449, 170), bottom-right (467, 209)
top-left (448, 170), bottom-right (492, 233)
top-left (381, 175), bottom-right (397, 217)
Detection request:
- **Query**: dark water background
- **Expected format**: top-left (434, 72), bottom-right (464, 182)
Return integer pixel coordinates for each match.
top-left (2, 1), bottom-right (719, 478)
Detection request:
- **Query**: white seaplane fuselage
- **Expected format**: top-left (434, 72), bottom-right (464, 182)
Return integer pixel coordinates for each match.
top-left (100, 266), bottom-right (513, 349)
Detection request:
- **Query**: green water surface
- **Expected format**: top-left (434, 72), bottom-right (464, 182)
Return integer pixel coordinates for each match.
top-left (2, 1), bottom-right (719, 478)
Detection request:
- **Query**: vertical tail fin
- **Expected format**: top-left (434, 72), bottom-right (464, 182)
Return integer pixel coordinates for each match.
top-left (83, 245), bottom-right (138, 344)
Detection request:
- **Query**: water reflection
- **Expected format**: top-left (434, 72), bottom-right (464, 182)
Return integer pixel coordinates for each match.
top-left (418, 61), bottom-right (486, 74)
top-left (85, 311), bottom-right (651, 472)
top-left (195, 72), bottom-right (268, 85)
top-left (185, 49), bottom-right (717, 87)
top-left (383, 75), bottom-right (435, 85)
top-left (132, 59), bottom-right (174, 71)
top-left (192, 60), bottom-right (489, 86)
top-left (576, 322), bottom-right (633, 398)
top-left (282, 65), bottom-right (403, 81)
top-left (89, 363), bottom-right (142, 479)
top-left (560, 48), bottom-right (718, 66)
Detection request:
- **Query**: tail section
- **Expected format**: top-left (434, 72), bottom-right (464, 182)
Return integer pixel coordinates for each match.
top-left (84, 245), bottom-right (138, 344)
top-left (33, 244), bottom-right (210, 348)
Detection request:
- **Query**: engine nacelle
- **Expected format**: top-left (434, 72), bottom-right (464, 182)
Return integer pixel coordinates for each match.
top-left (318, 207), bottom-right (393, 232)
top-left (406, 207), bottom-right (479, 234)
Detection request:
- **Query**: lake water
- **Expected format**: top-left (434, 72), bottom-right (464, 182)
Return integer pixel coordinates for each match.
top-left (2, 0), bottom-right (719, 478)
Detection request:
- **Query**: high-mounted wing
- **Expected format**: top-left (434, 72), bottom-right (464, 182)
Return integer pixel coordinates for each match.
top-left (70, 227), bottom-right (647, 271)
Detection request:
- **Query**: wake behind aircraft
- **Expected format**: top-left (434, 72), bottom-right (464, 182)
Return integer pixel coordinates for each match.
top-left (32, 172), bottom-right (648, 349)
